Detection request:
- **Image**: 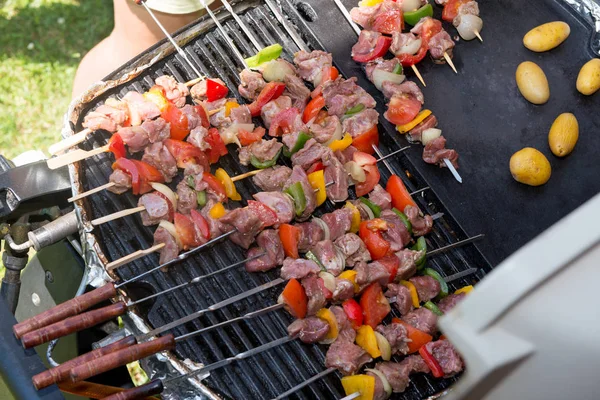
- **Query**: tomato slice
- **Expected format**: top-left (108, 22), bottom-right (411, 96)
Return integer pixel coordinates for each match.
top-left (385, 95), bottom-right (422, 126)
top-left (302, 95), bottom-right (326, 124)
top-left (269, 108), bottom-right (301, 137)
top-left (306, 161), bottom-right (325, 175)
top-left (360, 283), bottom-right (391, 328)
top-left (371, 9), bottom-right (404, 35)
top-left (355, 164), bottom-right (380, 197)
top-left (190, 209), bottom-right (210, 239)
top-left (206, 78), bottom-right (229, 102)
top-left (330, 66), bottom-right (340, 81)
top-left (248, 82), bottom-right (286, 117)
top-left (392, 318), bottom-right (433, 353)
top-left (202, 172), bottom-right (227, 202)
top-left (164, 139), bottom-right (210, 171)
top-left (161, 103), bottom-right (189, 141)
top-left (279, 224), bottom-right (301, 259)
top-left (238, 126), bottom-right (265, 146)
top-left (386, 175), bottom-right (417, 211)
top-left (174, 213), bottom-right (202, 249)
top-left (130, 160), bottom-right (165, 194)
top-left (352, 35), bottom-right (393, 63)
top-left (112, 158), bottom-right (140, 194)
top-left (359, 220), bottom-right (391, 260)
top-left (442, 0), bottom-right (470, 22)
top-left (247, 200), bottom-right (278, 228)
top-left (352, 125), bottom-right (379, 154)
top-left (342, 299), bottom-right (363, 329)
top-left (108, 133), bottom-right (127, 159)
top-left (153, 191), bottom-right (175, 222)
top-left (353, 151), bottom-right (377, 167)
top-left (205, 128), bottom-right (228, 164)
top-left (377, 255), bottom-right (400, 284)
top-left (194, 104), bottom-right (210, 129)
top-left (280, 278), bottom-right (308, 319)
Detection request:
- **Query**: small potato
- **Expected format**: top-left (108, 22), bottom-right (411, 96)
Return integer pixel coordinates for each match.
top-left (523, 21), bottom-right (570, 52)
top-left (548, 113), bottom-right (579, 157)
top-left (510, 147), bottom-right (551, 186)
top-left (516, 61), bottom-right (550, 104)
top-left (576, 58), bottom-right (600, 95)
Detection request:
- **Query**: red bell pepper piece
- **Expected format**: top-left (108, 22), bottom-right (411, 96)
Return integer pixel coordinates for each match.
top-left (279, 224), bottom-right (301, 259)
top-left (238, 127), bottom-right (265, 146)
top-left (385, 95), bottom-right (422, 126)
top-left (193, 104), bottom-right (210, 129)
top-left (206, 79), bottom-right (229, 102)
top-left (247, 200), bottom-right (278, 228)
top-left (342, 299), bottom-right (363, 329)
top-left (392, 318), bottom-right (433, 353)
top-left (355, 164), bottom-right (380, 197)
top-left (359, 219), bottom-right (391, 260)
top-left (108, 133), bottom-right (127, 159)
top-left (205, 128), bottom-right (228, 164)
top-left (419, 344), bottom-right (445, 378)
top-left (360, 283), bottom-right (391, 328)
top-left (352, 35), bottom-right (392, 63)
top-left (164, 139), bottom-right (210, 171)
top-left (161, 103), bottom-right (189, 141)
top-left (386, 175), bottom-right (417, 211)
top-left (306, 161), bottom-right (325, 175)
top-left (352, 125), bottom-right (379, 154)
top-left (190, 209), bottom-right (210, 240)
top-left (248, 82), bottom-right (286, 117)
top-left (112, 158), bottom-right (140, 195)
top-left (302, 95), bottom-right (326, 124)
top-left (202, 172), bottom-right (227, 202)
top-left (280, 278), bottom-right (308, 319)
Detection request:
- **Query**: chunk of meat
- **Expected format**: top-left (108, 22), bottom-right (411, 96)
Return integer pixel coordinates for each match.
top-left (190, 78), bottom-right (227, 103)
top-left (138, 193), bottom-right (171, 226)
top-left (394, 249), bottom-right (424, 281)
top-left (252, 191), bottom-right (294, 226)
top-left (309, 115), bottom-right (341, 144)
top-left (403, 205), bottom-right (433, 236)
top-left (403, 307), bottom-right (438, 335)
top-left (365, 57), bottom-right (403, 83)
top-left (355, 261), bottom-right (390, 288)
top-left (230, 105), bottom-right (252, 125)
top-left (323, 77), bottom-right (376, 118)
top-left (351, 30), bottom-right (382, 60)
top-left (369, 184), bottom-right (392, 211)
top-left (261, 96), bottom-right (292, 129)
top-left (122, 91), bottom-right (161, 126)
top-left (390, 32), bottom-right (421, 56)
top-left (409, 275), bottom-right (441, 302)
top-left (375, 355), bottom-right (430, 394)
top-left (382, 80), bottom-right (424, 103)
top-left (385, 283), bottom-right (414, 315)
top-left (332, 279), bottom-right (355, 302)
top-left (179, 104), bottom-right (203, 131)
top-left (142, 117), bottom-right (170, 143)
top-left (376, 322), bottom-right (409, 355)
top-left (155, 75), bottom-right (189, 108)
top-left (422, 136), bottom-right (459, 168)
top-left (457, 1), bottom-right (479, 17)
top-left (312, 240), bottom-right (344, 276)
top-left (331, 305), bottom-right (352, 332)
top-left (186, 126), bottom-right (209, 151)
top-left (380, 209), bottom-right (411, 252)
top-left (425, 340), bottom-right (464, 377)
top-left (284, 166), bottom-right (316, 222)
top-left (323, 151), bottom-right (349, 202)
top-left (325, 339), bottom-right (372, 376)
top-left (334, 233), bottom-right (371, 267)
top-left (252, 165), bottom-right (292, 192)
top-left (429, 30), bottom-right (455, 60)
top-left (206, 98), bottom-right (230, 129)
top-left (287, 317), bottom-right (330, 343)
top-left (408, 115), bottom-right (438, 143)
top-left (350, 3), bottom-right (381, 28)
top-left (283, 74), bottom-right (310, 110)
top-left (238, 139), bottom-right (282, 166)
top-left (153, 226), bottom-right (181, 265)
top-left (291, 139), bottom-right (332, 171)
top-left (281, 258), bottom-right (321, 280)
top-left (320, 208), bottom-right (353, 240)
top-left (245, 229), bottom-right (284, 272)
top-left (293, 50), bottom-right (333, 86)
top-left (297, 221), bottom-right (325, 252)
top-left (335, 146), bottom-right (358, 165)
top-left (301, 275), bottom-right (326, 316)
top-left (219, 206), bottom-right (264, 249)
top-left (342, 109), bottom-right (379, 138)
top-left (367, 370), bottom-right (388, 400)
top-left (118, 126), bottom-right (149, 153)
top-left (83, 98), bottom-right (129, 132)
top-left (142, 142), bottom-right (178, 182)
top-left (183, 163), bottom-right (206, 192)
top-left (108, 169), bottom-right (132, 194)
top-left (437, 293), bottom-right (466, 314)
top-left (238, 69), bottom-right (266, 101)
top-left (176, 181), bottom-right (197, 215)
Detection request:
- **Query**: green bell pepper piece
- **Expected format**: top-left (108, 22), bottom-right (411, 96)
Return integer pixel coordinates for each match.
top-left (424, 267), bottom-right (449, 299)
top-left (411, 236), bottom-right (427, 269)
top-left (392, 208), bottom-right (412, 235)
top-left (196, 190), bottom-right (207, 207)
top-left (404, 4), bottom-right (433, 26)
top-left (186, 175), bottom-right (195, 188)
top-left (305, 250), bottom-right (326, 272)
top-left (284, 181), bottom-right (307, 217)
top-left (423, 300), bottom-right (444, 316)
top-left (290, 132), bottom-right (312, 155)
top-left (244, 43), bottom-right (283, 68)
top-left (250, 148), bottom-right (281, 169)
top-left (359, 197), bottom-right (381, 218)
top-left (344, 104), bottom-right (365, 117)
top-left (392, 63), bottom-right (403, 75)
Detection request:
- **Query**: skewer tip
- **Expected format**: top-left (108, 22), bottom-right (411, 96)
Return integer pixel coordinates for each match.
top-left (474, 30), bottom-right (483, 42)
top-left (443, 52), bottom-right (458, 74)
top-left (443, 158), bottom-right (462, 183)
top-left (410, 64), bottom-right (426, 87)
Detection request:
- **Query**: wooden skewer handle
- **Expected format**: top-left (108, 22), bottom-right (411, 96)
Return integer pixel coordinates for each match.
top-left (92, 206), bottom-right (146, 226)
top-left (48, 128), bottom-right (92, 155)
top-left (231, 169), bottom-right (260, 182)
top-left (101, 379), bottom-right (165, 400)
top-left (70, 334), bottom-right (176, 383)
top-left (47, 144), bottom-right (110, 170)
top-left (106, 243), bottom-right (165, 272)
top-left (21, 302), bottom-right (127, 349)
top-left (32, 336), bottom-right (137, 390)
top-left (13, 283), bottom-right (117, 339)
top-left (69, 182), bottom-right (116, 203)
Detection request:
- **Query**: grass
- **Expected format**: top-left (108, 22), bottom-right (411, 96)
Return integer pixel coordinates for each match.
top-left (0, 0), bottom-right (114, 159)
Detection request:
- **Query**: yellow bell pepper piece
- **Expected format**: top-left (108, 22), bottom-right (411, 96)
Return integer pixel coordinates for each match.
top-left (400, 280), bottom-right (420, 308)
top-left (209, 202), bottom-right (227, 219)
top-left (316, 308), bottom-right (339, 342)
top-left (328, 133), bottom-right (353, 152)
top-left (338, 270), bottom-right (359, 293)
top-left (396, 109), bottom-right (432, 134)
top-left (307, 170), bottom-right (326, 206)
top-left (455, 285), bottom-right (474, 295)
top-left (143, 90), bottom-right (169, 112)
top-left (225, 101), bottom-right (240, 117)
top-left (341, 375), bottom-right (376, 400)
top-left (215, 168), bottom-right (242, 201)
top-left (356, 325), bottom-right (381, 358)
top-left (358, 0), bottom-right (383, 6)
top-left (344, 201), bottom-right (361, 233)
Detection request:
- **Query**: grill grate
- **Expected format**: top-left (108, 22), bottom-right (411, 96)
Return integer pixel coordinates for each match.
top-left (74, 1), bottom-right (492, 398)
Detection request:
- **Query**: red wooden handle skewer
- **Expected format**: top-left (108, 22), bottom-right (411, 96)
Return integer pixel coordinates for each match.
top-left (21, 302), bottom-right (127, 349)
top-left (13, 283), bottom-right (117, 339)
top-left (101, 380), bottom-right (164, 400)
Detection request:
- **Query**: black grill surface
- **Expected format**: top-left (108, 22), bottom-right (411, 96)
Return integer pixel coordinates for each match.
top-left (72, 0), bottom-right (597, 398)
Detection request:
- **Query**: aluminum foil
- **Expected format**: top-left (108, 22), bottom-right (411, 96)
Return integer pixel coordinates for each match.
top-left (562, 0), bottom-right (600, 55)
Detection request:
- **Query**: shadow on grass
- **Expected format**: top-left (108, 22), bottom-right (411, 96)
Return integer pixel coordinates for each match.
top-left (0, 0), bottom-right (114, 65)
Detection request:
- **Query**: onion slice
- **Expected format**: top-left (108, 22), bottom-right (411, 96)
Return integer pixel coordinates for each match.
top-left (372, 68), bottom-right (406, 91)
top-left (323, 120), bottom-right (343, 146)
top-left (158, 220), bottom-right (182, 250)
top-left (421, 128), bottom-right (442, 145)
top-left (262, 59), bottom-right (295, 82)
top-left (221, 123), bottom-right (253, 147)
top-left (365, 368), bottom-right (393, 398)
top-left (319, 271), bottom-right (336, 293)
top-left (374, 331), bottom-right (392, 361)
top-left (396, 37), bottom-right (422, 56)
top-left (312, 217), bottom-right (331, 241)
top-left (150, 182), bottom-right (177, 211)
top-left (359, 202), bottom-right (375, 220)
top-left (455, 14), bottom-right (483, 41)
top-left (401, 0), bottom-right (422, 12)
top-left (345, 161), bottom-right (367, 183)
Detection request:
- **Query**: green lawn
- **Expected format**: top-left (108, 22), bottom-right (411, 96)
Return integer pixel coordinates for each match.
top-left (0, 0), bottom-right (114, 159)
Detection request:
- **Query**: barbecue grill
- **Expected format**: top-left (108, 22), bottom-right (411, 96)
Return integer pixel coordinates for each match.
top-left (3, 0), bottom-right (600, 399)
